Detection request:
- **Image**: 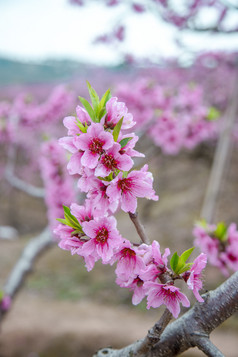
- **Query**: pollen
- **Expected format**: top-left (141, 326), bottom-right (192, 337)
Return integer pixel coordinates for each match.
top-left (96, 227), bottom-right (109, 243)
top-left (102, 154), bottom-right (118, 170)
top-left (89, 138), bottom-right (104, 154)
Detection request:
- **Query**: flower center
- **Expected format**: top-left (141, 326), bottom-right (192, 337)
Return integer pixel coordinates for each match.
top-left (121, 247), bottom-right (136, 258)
top-left (117, 178), bottom-right (131, 192)
top-left (96, 227), bottom-right (109, 243)
top-left (101, 154), bottom-right (118, 170)
top-left (89, 138), bottom-right (104, 154)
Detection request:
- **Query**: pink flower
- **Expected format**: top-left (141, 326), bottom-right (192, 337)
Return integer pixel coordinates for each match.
top-left (74, 123), bottom-right (114, 169)
top-left (54, 224), bottom-right (84, 255)
top-left (106, 166), bottom-right (158, 213)
top-left (81, 216), bottom-right (123, 264)
top-left (58, 136), bottom-right (83, 175)
top-left (95, 142), bottom-right (133, 177)
top-left (86, 180), bottom-right (119, 216)
top-left (76, 105), bottom-right (91, 124)
top-left (116, 275), bottom-right (147, 305)
top-left (140, 241), bottom-right (170, 282)
top-left (186, 253), bottom-right (207, 302)
top-left (0, 295), bottom-right (11, 311)
top-left (105, 97), bottom-right (135, 129)
top-left (145, 282), bottom-right (190, 318)
top-left (118, 133), bottom-right (144, 158)
top-left (112, 240), bottom-right (146, 280)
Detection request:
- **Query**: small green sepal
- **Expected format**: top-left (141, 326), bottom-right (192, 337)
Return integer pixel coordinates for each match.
top-left (119, 137), bottom-right (133, 148)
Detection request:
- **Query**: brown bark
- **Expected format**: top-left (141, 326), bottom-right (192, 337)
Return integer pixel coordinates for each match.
top-left (94, 271), bottom-right (238, 357)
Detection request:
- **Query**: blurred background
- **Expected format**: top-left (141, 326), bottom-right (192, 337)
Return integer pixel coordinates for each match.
top-left (0, 1), bottom-right (238, 356)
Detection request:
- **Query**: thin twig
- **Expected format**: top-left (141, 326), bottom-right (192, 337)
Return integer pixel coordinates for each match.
top-left (129, 211), bottom-right (150, 244)
top-left (5, 171), bottom-right (45, 198)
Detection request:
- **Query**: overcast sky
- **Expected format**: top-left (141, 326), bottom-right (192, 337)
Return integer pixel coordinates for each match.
top-left (0, 0), bottom-right (237, 65)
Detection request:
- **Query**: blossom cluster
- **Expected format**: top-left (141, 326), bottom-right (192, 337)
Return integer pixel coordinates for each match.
top-left (54, 83), bottom-right (207, 318)
top-left (116, 80), bottom-right (218, 155)
top-left (39, 139), bottom-right (76, 232)
top-left (0, 291), bottom-right (11, 312)
top-left (193, 221), bottom-right (238, 276)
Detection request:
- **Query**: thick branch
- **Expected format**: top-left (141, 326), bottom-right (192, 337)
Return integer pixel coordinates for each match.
top-left (94, 271), bottom-right (238, 356)
top-left (129, 211), bottom-right (150, 244)
top-left (0, 227), bottom-right (53, 321)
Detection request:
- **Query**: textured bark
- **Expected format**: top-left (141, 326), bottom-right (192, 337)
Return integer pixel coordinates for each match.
top-left (94, 271), bottom-right (238, 357)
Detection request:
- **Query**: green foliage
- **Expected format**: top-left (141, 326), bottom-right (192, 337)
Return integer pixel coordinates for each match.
top-left (170, 247), bottom-right (194, 275)
top-left (78, 96), bottom-right (96, 122)
top-left (214, 222), bottom-right (228, 242)
top-left (87, 81), bottom-right (99, 112)
top-left (57, 206), bottom-right (83, 235)
top-left (80, 82), bottom-right (111, 123)
top-left (76, 118), bottom-right (88, 133)
top-left (206, 106), bottom-right (220, 121)
top-left (113, 117), bottom-right (123, 141)
top-left (120, 137), bottom-right (133, 148)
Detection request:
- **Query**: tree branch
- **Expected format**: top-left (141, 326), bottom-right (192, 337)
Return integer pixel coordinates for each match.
top-left (94, 271), bottom-right (238, 356)
top-left (4, 129), bottom-right (45, 198)
top-left (129, 211), bottom-right (150, 244)
top-left (0, 227), bottom-right (53, 322)
top-left (193, 336), bottom-right (225, 357)
top-left (201, 68), bottom-right (238, 222)
top-left (5, 170), bottom-right (45, 198)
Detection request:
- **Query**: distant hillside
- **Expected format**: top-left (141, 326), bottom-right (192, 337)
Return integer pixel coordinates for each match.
top-left (0, 57), bottom-right (92, 86)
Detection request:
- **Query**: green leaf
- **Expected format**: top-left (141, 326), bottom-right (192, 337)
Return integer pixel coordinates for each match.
top-left (119, 137), bottom-right (133, 148)
top-left (97, 108), bottom-right (107, 121)
top-left (172, 247), bottom-right (194, 275)
top-left (56, 206), bottom-right (83, 232)
top-left (0, 290), bottom-right (4, 301)
top-left (180, 247), bottom-right (194, 264)
top-left (79, 96), bottom-right (96, 122)
top-left (113, 117), bottom-right (123, 142)
top-left (214, 222), bottom-right (227, 242)
top-left (76, 119), bottom-right (87, 133)
top-left (170, 252), bottom-right (179, 272)
top-left (71, 229), bottom-right (83, 236)
top-left (207, 106), bottom-right (220, 121)
top-left (87, 81), bottom-right (99, 112)
top-left (97, 172), bottom-right (113, 182)
top-left (56, 218), bottom-right (68, 225)
top-left (95, 88), bottom-right (111, 122)
top-left (177, 263), bottom-right (193, 275)
top-left (99, 88), bottom-right (111, 109)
